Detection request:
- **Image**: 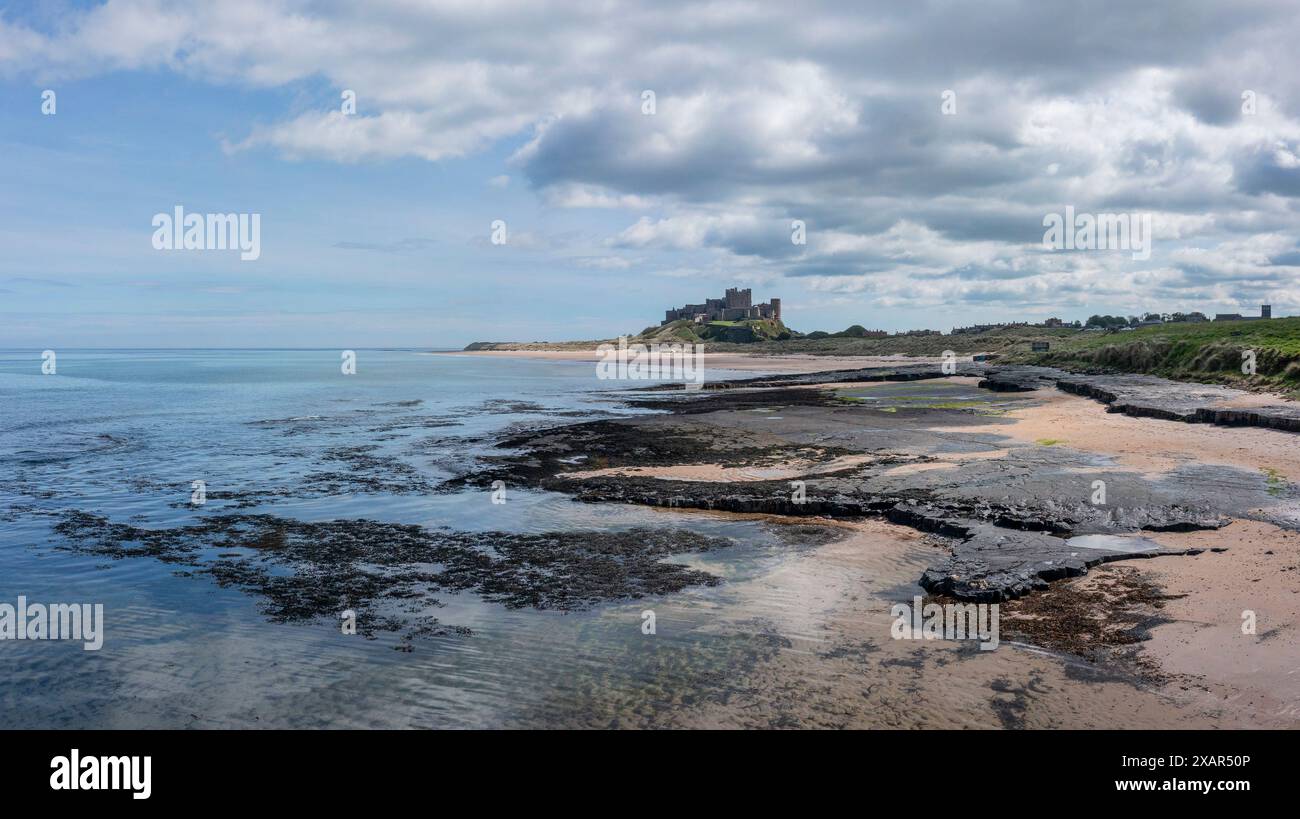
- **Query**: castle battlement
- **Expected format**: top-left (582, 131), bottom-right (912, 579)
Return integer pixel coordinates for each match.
top-left (663, 288), bottom-right (781, 324)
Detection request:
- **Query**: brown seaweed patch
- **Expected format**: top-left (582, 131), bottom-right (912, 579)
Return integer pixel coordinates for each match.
top-left (996, 563), bottom-right (1184, 671)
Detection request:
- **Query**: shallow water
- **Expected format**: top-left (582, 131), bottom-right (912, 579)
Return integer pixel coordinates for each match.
top-left (1065, 534), bottom-right (1161, 553)
top-left (1, 349), bottom-right (827, 728)
top-left (2, 350), bottom-right (1233, 729)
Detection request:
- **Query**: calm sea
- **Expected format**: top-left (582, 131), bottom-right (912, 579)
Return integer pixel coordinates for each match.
top-left (0, 349), bottom-right (821, 728)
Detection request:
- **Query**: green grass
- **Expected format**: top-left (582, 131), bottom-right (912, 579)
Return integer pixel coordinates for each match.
top-left (702, 323), bottom-right (1079, 356)
top-left (1029, 317), bottom-right (1300, 395)
top-left (1035, 438), bottom-right (1065, 446)
top-left (465, 314), bottom-right (1300, 397)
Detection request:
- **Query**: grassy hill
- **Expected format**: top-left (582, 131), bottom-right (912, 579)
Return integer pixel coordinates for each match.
top-left (634, 318), bottom-right (794, 344)
top-left (1024, 317), bottom-right (1300, 394)
top-left (465, 318), bottom-right (795, 350)
top-left (463, 316), bottom-right (1300, 394)
top-left (699, 324), bottom-right (1079, 355)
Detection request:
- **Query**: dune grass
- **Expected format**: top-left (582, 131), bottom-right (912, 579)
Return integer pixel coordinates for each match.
top-left (1032, 317), bottom-right (1300, 395)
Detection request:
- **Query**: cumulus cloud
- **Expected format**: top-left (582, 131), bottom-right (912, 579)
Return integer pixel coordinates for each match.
top-left (5, 0), bottom-right (1300, 313)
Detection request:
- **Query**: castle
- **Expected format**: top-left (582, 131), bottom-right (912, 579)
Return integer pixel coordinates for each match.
top-left (663, 288), bottom-right (781, 325)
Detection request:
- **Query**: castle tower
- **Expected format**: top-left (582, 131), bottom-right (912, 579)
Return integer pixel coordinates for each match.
top-left (725, 287), bottom-right (752, 310)
top-left (1262, 304), bottom-right (1272, 319)
top-left (771, 298), bottom-right (781, 321)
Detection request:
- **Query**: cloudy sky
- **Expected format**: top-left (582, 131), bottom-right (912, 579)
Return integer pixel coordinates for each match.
top-left (2, 0), bottom-right (1298, 346)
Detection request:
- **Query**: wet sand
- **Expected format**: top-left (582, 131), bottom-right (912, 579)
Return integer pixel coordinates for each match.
top-left (611, 396), bottom-right (1300, 727)
top-left (451, 354), bottom-right (1300, 727)
top-left (1141, 521), bottom-right (1300, 726)
top-left (662, 517), bottom-right (1214, 728)
top-left (548, 372), bottom-right (1300, 726)
top-left (780, 392), bottom-right (1299, 726)
top-left (955, 387), bottom-right (1300, 477)
top-left (441, 349), bottom-right (951, 373)
top-left (563, 453), bottom-right (880, 482)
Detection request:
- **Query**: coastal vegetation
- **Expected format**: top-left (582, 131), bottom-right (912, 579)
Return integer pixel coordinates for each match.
top-left (640, 317), bottom-right (793, 343)
top-left (1032, 316), bottom-right (1300, 395)
top-left (465, 315), bottom-right (1300, 394)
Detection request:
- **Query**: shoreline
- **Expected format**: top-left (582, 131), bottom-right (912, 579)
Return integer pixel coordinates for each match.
top-left (433, 348), bottom-right (953, 374)
top-left (455, 358), bottom-right (1300, 727)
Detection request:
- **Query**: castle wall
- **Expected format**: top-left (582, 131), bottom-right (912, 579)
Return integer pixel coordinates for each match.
top-left (662, 289), bottom-right (781, 325)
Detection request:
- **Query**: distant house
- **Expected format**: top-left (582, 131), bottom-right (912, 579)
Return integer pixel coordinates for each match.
top-left (951, 322), bottom-right (1027, 335)
top-left (1215, 305), bottom-right (1272, 322)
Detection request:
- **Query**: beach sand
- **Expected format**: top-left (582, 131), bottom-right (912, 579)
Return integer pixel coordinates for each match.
top-left (658, 516), bottom-right (1216, 728)
top-left (647, 397), bottom-right (1300, 726)
top-left (882, 389), bottom-right (1299, 725)
top-left (570, 363), bottom-right (1300, 726)
top-left (945, 386), bottom-right (1300, 477)
top-left (440, 349), bottom-right (952, 373)
top-left (467, 350), bottom-right (1299, 726)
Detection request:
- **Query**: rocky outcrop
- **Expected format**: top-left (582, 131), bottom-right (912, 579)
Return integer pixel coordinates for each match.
top-left (1054, 373), bottom-right (1300, 432)
top-left (648, 362), bottom-right (1300, 436)
top-left (456, 359), bottom-right (1299, 601)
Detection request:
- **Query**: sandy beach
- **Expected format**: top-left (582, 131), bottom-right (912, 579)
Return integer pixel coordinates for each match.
top-left (439, 348), bottom-right (953, 373)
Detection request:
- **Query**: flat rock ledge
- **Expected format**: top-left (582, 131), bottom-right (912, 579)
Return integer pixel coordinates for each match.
top-left (548, 474), bottom-right (1230, 602)
top-left (663, 363), bottom-right (1300, 434)
top-left (1052, 373), bottom-right (1300, 432)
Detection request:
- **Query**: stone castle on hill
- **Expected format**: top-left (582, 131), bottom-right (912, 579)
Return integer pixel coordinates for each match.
top-left (663, 288), bottom-right (781, 325)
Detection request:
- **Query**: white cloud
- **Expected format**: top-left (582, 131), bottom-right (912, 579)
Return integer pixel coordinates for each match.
top-left (6, 0), bottom-right (1300, 313)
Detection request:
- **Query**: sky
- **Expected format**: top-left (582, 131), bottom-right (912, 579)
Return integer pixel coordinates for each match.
top-left (1, 0), bottom-right (1299, 347)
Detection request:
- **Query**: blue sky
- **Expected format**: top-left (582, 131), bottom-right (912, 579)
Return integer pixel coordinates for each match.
top-left (0, 68), bottom-right (662, 346)
top-left (2, 1), bottom-right (1299, 347)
